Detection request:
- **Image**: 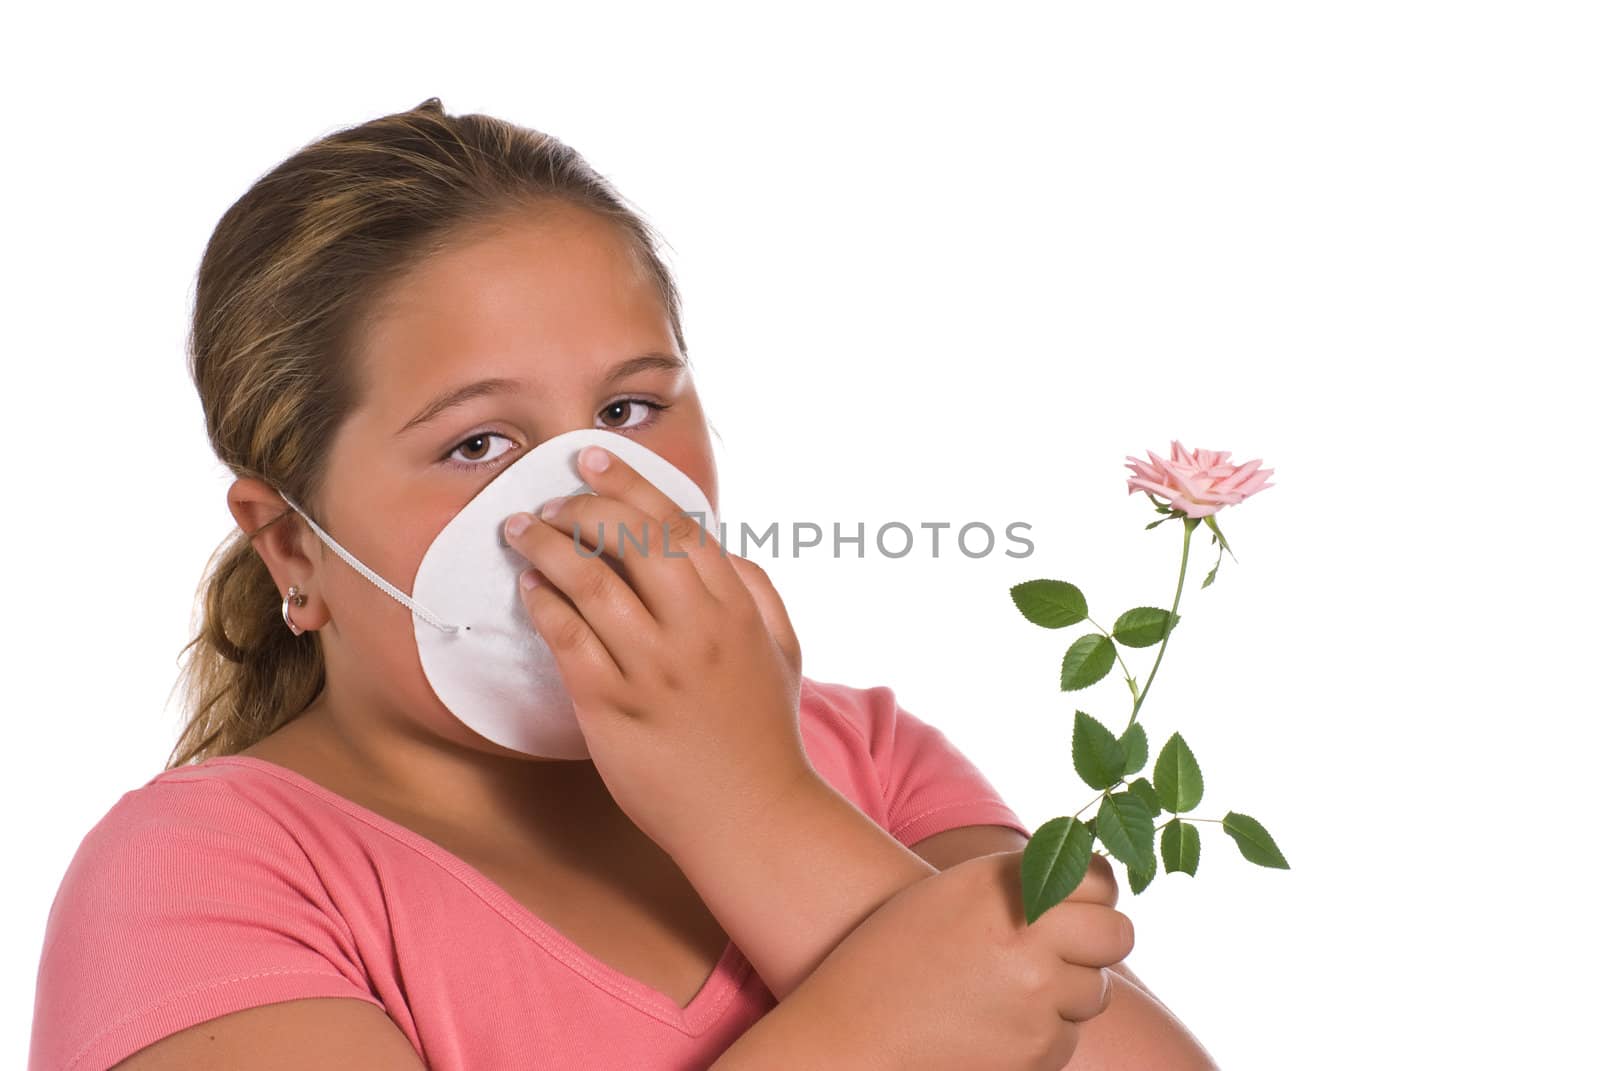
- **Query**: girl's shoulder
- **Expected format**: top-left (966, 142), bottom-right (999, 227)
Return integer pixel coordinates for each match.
top-left (60, 758), bottom-right (313, 879)
top-left (69, 754), bottom-right (377, 864)
top-left (42, 755), bottom-right (386, 947)
top-left (797, 674), bottom-right (1031, 846)
top-left (31, 760), bottom-right (383, 1071)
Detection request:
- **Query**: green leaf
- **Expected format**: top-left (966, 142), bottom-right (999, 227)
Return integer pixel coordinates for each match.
top-left (1111, 607), bottom-right (1180, 648)
top-left (1153, 732), bottom-right (1204, 813)
top-left (1202, 558), bottom-right (1220, 589)
top-left (1060, 634), bottom-right (1116, 691)
top-left (1127, 859), bottom-right (1157, 895)
top-left (1203, 514), bottom-right (1236, 561)
top-left (1119, 723), bottom-right (1149, 775)
top-left (1146, 508), bottom-right (1183, 531)
top-left (1009, 580), bottom-right (1088, 629)
top-left (1128, 776), bottom-right (1161, 816)
top-left (1095, 792), bottom-right (1156, 875)
top-left (1222, 811), bottom-right (1290, 869)
top-left (1161, 820), bottom-right (1201, 876)
top-left (1071, 712), bottom-right (1125, 790)
top-left (1084, 816), bottom-right (1097, 839)
top-left (1020, 816), bottom-right (1095, 925)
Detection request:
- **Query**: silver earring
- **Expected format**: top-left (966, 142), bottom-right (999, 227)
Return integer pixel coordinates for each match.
top-left (282, 584), bottom-right (308, 636)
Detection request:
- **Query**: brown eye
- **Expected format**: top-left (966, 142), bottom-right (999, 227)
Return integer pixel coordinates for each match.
top-left (597, 399), bottom-right (661, 430)
top-left (445, 432), bottom-right (516, 470)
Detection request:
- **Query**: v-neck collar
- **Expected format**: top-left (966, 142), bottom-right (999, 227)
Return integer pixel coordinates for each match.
top-left (192, 755), bottom-right (754, 1035)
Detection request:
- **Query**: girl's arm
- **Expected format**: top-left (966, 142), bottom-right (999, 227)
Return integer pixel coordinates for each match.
top-left (684, 786), bottom-right (1219, 1069)
top-left (909, 825), bottom-right (1223, 1071)
top-left (706, 962), bottom-right (886, 1071)
top-left (675, 769), bottom-right (939, 1000)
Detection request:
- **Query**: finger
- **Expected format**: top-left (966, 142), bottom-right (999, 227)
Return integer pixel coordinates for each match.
top-left (533, 490), bottom-right (716, 625)
top-left (516, 568), bottom-right (623, 700)
top-left (574, 445), bottom-right (742, 602)
top-left (1054, 962), bottom-right (1117, 1024)
top-left (1038, 1018), bottom-right (1082, 1071)
top-left (1034, 901), bottom-right (1136, 969)
top-left (1067, 853), bottom-right (1120, 908)
top-left (724, 554), bottom-right (802, 675)
top-left (505, 511), bottom-right (661, 677)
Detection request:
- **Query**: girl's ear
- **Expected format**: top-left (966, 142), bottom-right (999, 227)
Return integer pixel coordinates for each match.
top-left (227, 476), bottom-right (323, 604)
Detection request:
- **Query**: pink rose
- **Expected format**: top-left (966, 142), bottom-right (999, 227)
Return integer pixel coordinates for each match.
top-left (1124, 440), bottom-right (1274, 518)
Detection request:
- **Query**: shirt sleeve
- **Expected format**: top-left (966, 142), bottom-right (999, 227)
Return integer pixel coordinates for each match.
top-left (849, 682), bottom-right (1034, 847)
top-left (29, 776), bottom-right (383, 1071)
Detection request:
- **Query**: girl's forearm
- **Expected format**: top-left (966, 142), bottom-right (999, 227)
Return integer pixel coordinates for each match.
top-left (671, 771), bottom-right (936, 1001)
top-left (706, 954), bottom-right (888, 1071)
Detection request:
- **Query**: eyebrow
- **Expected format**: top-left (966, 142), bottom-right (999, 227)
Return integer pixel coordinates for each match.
top-left (394, 352), bottom-right (686, 437)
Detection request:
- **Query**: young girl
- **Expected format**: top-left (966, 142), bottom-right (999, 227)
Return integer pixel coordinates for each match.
top-left (28, 99), bottom-right (1216, 1070)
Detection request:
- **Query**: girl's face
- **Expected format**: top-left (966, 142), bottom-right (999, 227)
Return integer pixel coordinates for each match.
top-left (293, 202), bottom-right (716, 753)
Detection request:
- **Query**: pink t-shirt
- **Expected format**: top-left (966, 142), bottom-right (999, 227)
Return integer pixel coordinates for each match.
top-left (30, 676), bottom-right (1030, 1071)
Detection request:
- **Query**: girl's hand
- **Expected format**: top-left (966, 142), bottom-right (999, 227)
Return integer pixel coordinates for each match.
top-left (503, 444), bottom-right (814, 856)
top-left (778, 849), bottom-right (1134, 1071)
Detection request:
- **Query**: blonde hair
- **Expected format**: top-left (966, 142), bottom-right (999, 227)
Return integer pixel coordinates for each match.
top-left (167, 97), bottom-right (687, 769)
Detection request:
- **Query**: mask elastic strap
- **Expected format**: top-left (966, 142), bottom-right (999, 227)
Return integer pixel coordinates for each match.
top-left (278, 493), bottom-right (463, 635)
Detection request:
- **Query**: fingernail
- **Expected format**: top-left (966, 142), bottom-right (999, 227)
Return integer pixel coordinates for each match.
top-left (580, 445), bottom-right (611, 472)
top-left (505, 513), bottom-right (533, 539)
top-left (520, 568), bottom-right (540, 590)
top-left (539, 496), bottom-right (567, 520)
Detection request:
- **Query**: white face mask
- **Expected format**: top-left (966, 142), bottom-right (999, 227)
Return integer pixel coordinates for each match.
top-left (278, 427), bottom-right (720, 759)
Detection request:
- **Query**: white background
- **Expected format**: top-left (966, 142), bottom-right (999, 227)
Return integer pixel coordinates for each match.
top-left (5, 2), bottom-right (1597, 1067)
